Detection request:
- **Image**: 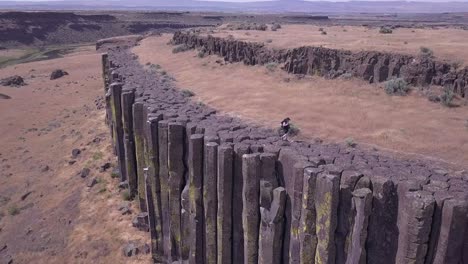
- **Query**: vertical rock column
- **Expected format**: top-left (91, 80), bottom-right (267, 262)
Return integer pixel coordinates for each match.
top-left (242, 153), bottom-right (261, 264)
top-left (314, 173), bottom-right (340, 264)
top-left (204, 142), bottom-right (218, 264)
top-left (101, 53), bottom-right (108, 91)
top-left (109, 82), bottom-right (126, 182)
top-left (345, 188), bottom-right (373, 264)
top-left (395, 191), bottom-right (435, 264)
top-left (145, 115), bottom-right (164, 259)
top-left (259, 186), bottom-right (286, 264)
top-left (217, 145), bottom-right (234, 264)
top-left (133, 102), bottom-right (147, 211)
top-left (232, 144), bottom-right (250, 264)
top-left (299, 167), bottom-right (321, 264)
top-left (121, 90), bottom-right (138, 197)
top-left (168, 122), bottom-right (186, 261)
top-left (158, 120), bottom-right (171, 260)
top-left (431, 198), bottom-right (468, 264)
top-left (366, 176), bottom-right (398, 264)
top-left (188, 134), bottom-right (205, 264)
top-left (289, 162), bottom-right (309, 263)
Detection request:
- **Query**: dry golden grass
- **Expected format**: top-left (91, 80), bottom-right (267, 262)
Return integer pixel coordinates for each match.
top-left (209, 24), bottom-right (468, 64)
top-left (133, 35), bottom-right (468, 168)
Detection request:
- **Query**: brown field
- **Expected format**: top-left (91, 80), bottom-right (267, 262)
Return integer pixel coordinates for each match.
top-left (0, 47), bottom-right (150, 263)
top-left (133, 35), bottom-right (468, 168)
top-left (209, 24), bottom-right (468, 64)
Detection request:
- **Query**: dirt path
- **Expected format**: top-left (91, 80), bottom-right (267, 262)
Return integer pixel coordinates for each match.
top-left (133, 35), bottom-right (468, 168)
top-left (0, 47), bottom-right (150, 264)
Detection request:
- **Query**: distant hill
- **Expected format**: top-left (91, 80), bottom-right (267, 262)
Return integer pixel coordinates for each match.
top-left (2, 0), bottom-right (468, 13)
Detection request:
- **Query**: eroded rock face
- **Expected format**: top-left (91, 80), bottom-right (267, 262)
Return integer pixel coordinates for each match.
top-left (50, 69), bottom-right (68, 80)
top-left (0, 75), bottom-right (25, 87)
top-left (172, 31), bottom-right (468, 99)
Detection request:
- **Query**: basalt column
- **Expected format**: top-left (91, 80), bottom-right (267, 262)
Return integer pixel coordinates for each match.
top-left (168, 122), bottom-right (186, 261)
top-left (242, 153), bottom-right (261, 264)
top-left (121, 90), bottom-right (138, 197)
top-left (314, 173), bottom-right (340, 264)
top-left (217, 144), bottom-right (234, 264)
top-left (188, 134), bottom-right (205, 264)
top-left (133, 102), bottom-right (147, 211)
top-left (144, 115), bottom-right (164, 259)
top-left (109, 82), bottom-right (126, 182)
top-left (299, 167), bottom-right (321, 264)
top-left (204, 142), bottom-right (218, 264)
top-left (259, 185), bottom-right (286, 264)
top-left (158, 120), bottom-right (171, 260)
top-left (395, 191), bottom-right (435, 264)
top-left (232, 144), bottom-right (250, 264)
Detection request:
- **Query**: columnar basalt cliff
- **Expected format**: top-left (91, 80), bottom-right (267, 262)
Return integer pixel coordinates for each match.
top-left (101, 43), bottom-right (468, 263)
top-left (172, 31), bottom-right (468, 99)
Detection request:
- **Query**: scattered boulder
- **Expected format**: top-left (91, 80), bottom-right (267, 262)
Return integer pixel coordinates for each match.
top-left (50, 69), bottom-right (69, 80)
top-left (122, 242), bottom-right (139, 257)
top-left (40, 165), bottom-right (50, 172)
top-left (71, 148), bottom-right (81, 158)
top-left (79, 168), bottom-right (90, 178)
top-left (118, 202), bottom-right (131, 215)
top-left (1, 75), bottom-right (25, 87)
top-left (137, 243), bottom-right (150, 255)
top-left (0, 93), bottom-right (11, 99)
top-left (99, 162), bottom-right (111, 172)
top-left (132, 212), bottom-right (149, 232)
top-left (118, 181), bottom-right (129, 189)
top-left (86, 177), bottom-right (98, 188)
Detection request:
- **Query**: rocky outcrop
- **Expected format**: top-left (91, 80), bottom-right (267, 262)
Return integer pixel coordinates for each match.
top-left (173, 31), bottom-right (468, 99)
top-left (102, 45), bottom-right (468, 264)
top-left (0, 75), bottom-right (25, 87)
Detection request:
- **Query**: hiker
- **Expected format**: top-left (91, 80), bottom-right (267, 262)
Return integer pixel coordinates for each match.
top-left (280, 117), bottom-right (291, 141)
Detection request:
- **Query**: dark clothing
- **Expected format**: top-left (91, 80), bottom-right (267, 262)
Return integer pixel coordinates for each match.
top-left (281, 119), bottom-right (290, 134)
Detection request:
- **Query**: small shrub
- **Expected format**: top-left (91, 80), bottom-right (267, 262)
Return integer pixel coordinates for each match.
top-left (321, 31), bottom-right (327, 35)
top-left (345, 137), bottom-right (356, 148)
top-left (385, 78), bottom-right (410, 96)
top-left (318, 27), bottom-right (324, 32)
top-left (172, 44), bottom-right (191, 54)
top-left (98, 187), bottom-right (107, 194)
top-left (265, 39), bottom-right (273, 43)
top-left (150, 64), bottom-right (161, 70)
top-left (121, 190), bottom-right (132, 201)
top-left (340, 72), bottom-right (353, 80)
top-left (420, 46), bottom-right (434, 58)
top-left (404, 41), bottom-right (408, 45)
top-left (440, 88), bottom-right (454, 107)
top-left (271, 23), bottom-right (281, 31)
top-left (110, 171), bottom-right (120, 179)
top-left (379, 27), bottom-right (393, 34)
top-left (451, 61), bottom-right (462, 71)
top-left (289, 123), bottom-right (300, 136)
top-left (160, 70), bottom-right (167, 76)
top-left (343, 29), bottom-right (348, 32)
top-left (92, 151), bottom-right (103, 161)
top-left (8, 205), bottom-right (20, 216)
top-left (265, 62), bottom-right (278, 72)
top-left (197, 50), bottom-right (206, 58)
top-left (181, 89), bottom-right (195, 97)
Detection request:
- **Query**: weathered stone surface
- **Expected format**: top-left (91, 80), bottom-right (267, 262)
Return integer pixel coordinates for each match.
top-left (217, 144), bottom-right (234, 264)
top-left (395, 191), bottom-right (435, 264)
top-left (233, 144), bottom-right (250, 264)
top-left (188, 134), bottom-right (204, 264)
top-left (144, 168), bottom-right (160, 262)
top-left (133, 102), bottom-right (146, 211)
top-left (315, 173), bottom-right (340, 264)
top-left (158, 120), bottom-right (171, 260)
top-left (121, 91), bottom-right (138, 197)
top-left (261, 153), bottom-right (278, 189)
top-left (242, 153), bottom-right (261, 264)
top-left (345, 188), bottom-right (372, 264)
top-left (431, 198), bottom-right (468, 264)
top-left (259, 187), bottom-right (286, 264)
top-left (204, 142), bottom-right (218, 264)
top-left (110, 82), bottom-right (127, 183)
top-left (367, 176), bottom-right (399, 264)
top-left (299, 167), bottom-right (320, 264)
top-left (168, 122), bottom-right (185, 261)
top-left (133, 212), bottom-right (149, 232)
top-left (336, 170), bottom-right (362, 264)
top-left (50, 69), bottom-right (68, 80)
